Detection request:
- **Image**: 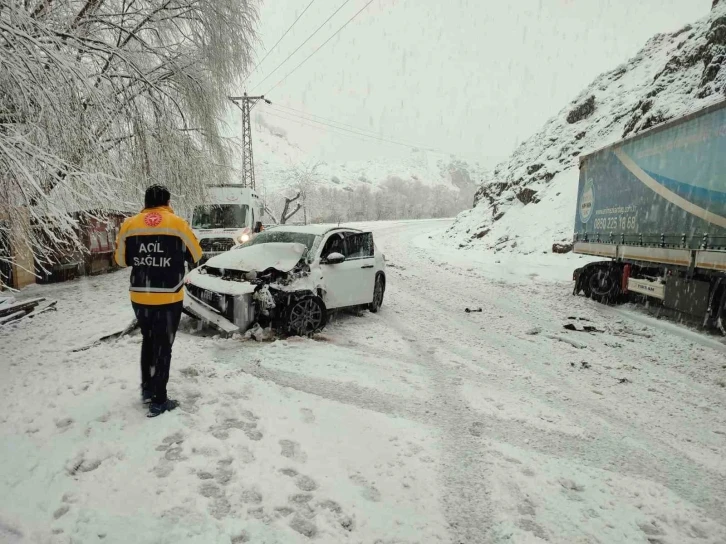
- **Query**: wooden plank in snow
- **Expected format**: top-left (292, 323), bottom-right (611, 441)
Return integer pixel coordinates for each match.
top-left (0, 298), bottom-right (45, 319)
top-left (0, 311), bottom-right (27, 326)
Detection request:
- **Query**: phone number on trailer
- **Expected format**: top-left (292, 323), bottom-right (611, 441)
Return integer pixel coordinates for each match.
top-left (594, 216), bottom-right (637, 231)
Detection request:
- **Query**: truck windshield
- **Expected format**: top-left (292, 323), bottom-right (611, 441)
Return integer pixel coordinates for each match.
top-left (192, 205), bottom-right (248, 229)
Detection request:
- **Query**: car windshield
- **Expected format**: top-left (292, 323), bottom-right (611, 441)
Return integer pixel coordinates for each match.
top-left (192, 204), bottom-right (248, 229)
top-left (239, 230), bottom-right (317, 251)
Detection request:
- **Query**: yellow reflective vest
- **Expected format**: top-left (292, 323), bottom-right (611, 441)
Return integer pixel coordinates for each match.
top-left (114, 206), bottom-right (202, 305)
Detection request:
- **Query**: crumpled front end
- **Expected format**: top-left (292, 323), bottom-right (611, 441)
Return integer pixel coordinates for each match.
top-left (183, 252), bottom-right (317, 334)
top-left (184, 271), bottom-right (257, 333)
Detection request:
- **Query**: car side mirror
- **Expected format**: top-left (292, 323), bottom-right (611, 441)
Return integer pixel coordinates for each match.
top-left (324, 252), bottom-right (345, 265)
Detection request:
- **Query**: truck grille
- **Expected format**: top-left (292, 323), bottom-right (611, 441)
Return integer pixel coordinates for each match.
top-left (200, 237), bottom-right (235, 253)
top-left (186, 283), bottom-right (234, 321)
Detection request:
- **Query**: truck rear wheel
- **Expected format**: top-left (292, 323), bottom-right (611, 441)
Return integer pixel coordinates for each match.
top-left (588, 267), bottom-right (621, 302)
top-left (716, 289), bottom-right (726, 336)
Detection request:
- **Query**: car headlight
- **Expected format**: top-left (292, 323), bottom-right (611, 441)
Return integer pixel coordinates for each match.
top-left (238, 233), bottom-right (250, 243)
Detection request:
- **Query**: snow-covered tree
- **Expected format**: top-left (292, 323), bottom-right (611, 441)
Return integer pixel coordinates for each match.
top-left (0, 0), bottom-right (257, 272)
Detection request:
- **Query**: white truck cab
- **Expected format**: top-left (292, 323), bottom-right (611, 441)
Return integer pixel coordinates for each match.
top-left (191, 185), bottom-right (265, 263)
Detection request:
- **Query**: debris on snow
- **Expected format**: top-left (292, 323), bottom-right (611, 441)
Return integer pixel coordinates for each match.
top-left (552, 242), bottom-right (573, 254)
top-left (0, 297), bottom-right (48, 327)
top-left (546, 334), bottom-right (587, 349)
top-left (617, 326), bottom-right (654, 339)
top-left (0, 311), bottom-right (27, 326)
top-left (71, 319), bottom-right (139, 352)
top-left (253, 285), bottom-right (276, 316)
top-left (244, 323), bottom-right (275, 342)
top-left (564, 323), bottom-right (604, 333)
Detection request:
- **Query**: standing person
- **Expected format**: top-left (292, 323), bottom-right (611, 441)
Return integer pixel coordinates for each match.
top-left (114, 185), bottom-right (202, 417)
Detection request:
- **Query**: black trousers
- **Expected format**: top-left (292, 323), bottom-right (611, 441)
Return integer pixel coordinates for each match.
top-left (132, 302), bottom-right (183, 404)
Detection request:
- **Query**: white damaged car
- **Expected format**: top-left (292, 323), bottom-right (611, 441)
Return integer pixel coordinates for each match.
top-left (183, 225), bottom-right (387, 335)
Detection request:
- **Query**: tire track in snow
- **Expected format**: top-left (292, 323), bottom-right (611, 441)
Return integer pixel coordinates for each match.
top-left (375, 222), bottom-right (726, 525)
top-left (382, 313), bottom-right (495, 544)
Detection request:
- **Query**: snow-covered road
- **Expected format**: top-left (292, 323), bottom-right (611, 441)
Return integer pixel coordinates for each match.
top-left (1, 219), bottom-right (725, 544)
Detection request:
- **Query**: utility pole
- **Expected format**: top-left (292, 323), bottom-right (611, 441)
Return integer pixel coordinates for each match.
top-left (229, 93), bottom-right (271, 190)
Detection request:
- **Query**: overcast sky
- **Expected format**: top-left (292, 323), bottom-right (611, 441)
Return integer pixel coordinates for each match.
top-left (235, 0), bottom-right (712, 167)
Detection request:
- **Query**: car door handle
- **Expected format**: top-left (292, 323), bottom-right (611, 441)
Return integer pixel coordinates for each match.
top-left (360, 265), bottom-right (374, 269)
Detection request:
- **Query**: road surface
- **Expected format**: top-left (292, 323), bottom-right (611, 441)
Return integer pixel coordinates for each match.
top-left (1, 219), bottom-right (725, 544)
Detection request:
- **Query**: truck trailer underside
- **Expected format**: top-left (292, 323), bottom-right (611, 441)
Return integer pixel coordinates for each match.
top-left (572, 242), bottom-right (726, 333)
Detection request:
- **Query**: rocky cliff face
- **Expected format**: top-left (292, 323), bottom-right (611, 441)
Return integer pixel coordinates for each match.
top-left (448, 3), bottom-right (726, 255)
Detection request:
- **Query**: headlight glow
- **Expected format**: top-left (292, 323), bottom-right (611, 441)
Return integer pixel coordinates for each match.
top-left (238, 234), bottom-right (250, 243)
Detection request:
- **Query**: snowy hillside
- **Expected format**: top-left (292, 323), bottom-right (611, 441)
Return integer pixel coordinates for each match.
top-left (448, 1), bottom-right (726, 254)
top-left (228, 114), bottom-right (486, 198)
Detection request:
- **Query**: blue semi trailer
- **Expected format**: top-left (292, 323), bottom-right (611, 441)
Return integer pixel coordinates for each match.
top-left (572, 100), bottom-right (726, 331)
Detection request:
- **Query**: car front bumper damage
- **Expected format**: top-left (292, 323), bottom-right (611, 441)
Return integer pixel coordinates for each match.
top-left (184, 285), bottom-right (256, 333)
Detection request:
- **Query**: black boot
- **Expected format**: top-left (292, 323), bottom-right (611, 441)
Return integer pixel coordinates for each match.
top-left (147, 399), bottom-right (179, 418)
top-left (141, 384), bottom-right (153, 404)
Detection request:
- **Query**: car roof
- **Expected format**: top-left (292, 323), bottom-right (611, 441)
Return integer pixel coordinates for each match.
top-left (265, 224), bottom-right (363, 236)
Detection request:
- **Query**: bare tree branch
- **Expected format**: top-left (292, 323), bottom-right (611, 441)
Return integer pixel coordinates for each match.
top-left (280, 191), bottom-right (302, 224)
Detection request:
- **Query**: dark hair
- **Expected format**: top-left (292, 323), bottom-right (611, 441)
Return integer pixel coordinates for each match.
top-left (144, 185), bottom-right (171, 209)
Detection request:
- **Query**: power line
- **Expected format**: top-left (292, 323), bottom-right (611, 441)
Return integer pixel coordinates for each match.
top-left (249, 0), bottom-right (355, 93)
top-left (262, 0), bottom-right (375, 95)
top-left (264, 103), bottom-right (465, 156)
top-left (242, 0), bottom-right (316, 87)
top-left (266, 103), bottom-right (385, 139)
top-left (262, 105), bottom-right (494, 161)
top-left (262, 108), bottom-right (405, 146)
top-left (270, 102), bottom-right (398, 138)
top-left (260, 105), bottom-right (456, 156)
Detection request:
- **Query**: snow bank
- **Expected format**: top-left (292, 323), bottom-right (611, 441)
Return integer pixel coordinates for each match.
top-left (449, 3), bottom-right (726, 253)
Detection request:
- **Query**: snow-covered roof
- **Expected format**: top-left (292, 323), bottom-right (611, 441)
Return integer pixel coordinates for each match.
top-left (267, 224), bottom-right (362, 236)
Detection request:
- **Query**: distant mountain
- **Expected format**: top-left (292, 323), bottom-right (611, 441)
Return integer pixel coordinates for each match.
top-left (447, 0), bottom-right (726, 254)
top-left (250, 114), bottom-right (487, 198)
top-left (221, 111), bottom-right (487, 216)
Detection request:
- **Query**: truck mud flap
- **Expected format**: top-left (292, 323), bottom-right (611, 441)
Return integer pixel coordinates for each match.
top-left (663, 277), bottom-right (710, 317)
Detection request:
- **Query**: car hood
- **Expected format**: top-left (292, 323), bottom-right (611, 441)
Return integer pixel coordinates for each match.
top-left (205, 242), bottom-right (307, 273)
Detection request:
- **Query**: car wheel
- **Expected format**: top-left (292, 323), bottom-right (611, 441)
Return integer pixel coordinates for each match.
top-left (285, 296), bottom-right (327, 336)
top-left (368, 275), bottom-right (385, 313)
